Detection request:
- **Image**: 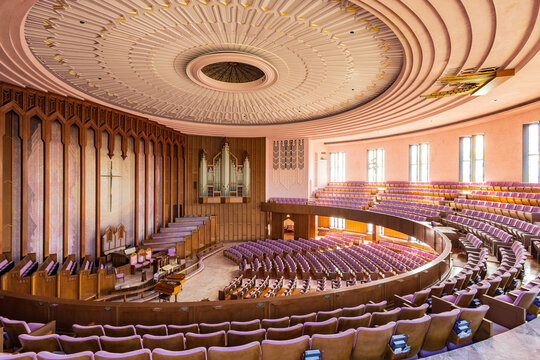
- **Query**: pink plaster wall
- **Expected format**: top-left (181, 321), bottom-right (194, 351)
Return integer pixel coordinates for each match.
top-left (322, 100), bottom-right (540, 182)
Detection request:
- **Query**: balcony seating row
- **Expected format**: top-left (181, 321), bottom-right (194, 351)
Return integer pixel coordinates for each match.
top-left (325, 181), bottom-right (540, 192)
top-left (468, 190), bottom-right (540, 205)
top-left (384, 188), bottom-right (460, 200)
top-left (379, 199), bottom-right (452, 213)
top-left (377, 241), bottom-right (438, 261)
top-left (372, 203), bottom-right (440, 219)
top-left (458, 233), bottom-right (483, 251)
top-left (313, 198), bottom-right (371, 210)
top-left (378, 193), bottom-right (444, 204)
top-left (267, 198), bottom-right (307, 205)
top-left (368, 242), bottom-right (429, 269)
top-left (315, 191), bottom-right (374, 199)
top-left (459, 209), bottom-right (540, 249)
top-left (453, 198), bottom-right (540, 222)
top-left (368, 208), bottom-right (427, 222)
top-left (444, 214), bottom-right (512, 253)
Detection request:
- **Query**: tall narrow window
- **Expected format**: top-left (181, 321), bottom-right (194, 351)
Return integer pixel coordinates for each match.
top-left (524, 123), bottom-right (540, 183)
top-left (329, 217), bottom-right (345, 230)
top-left (460, 134), bottom-right (484, 182)
top-left (409, 143), bottom-right (429, 182)
top-left (329, 151), bottom-right (346, 182)
top-left (367, 148), bottom-right (384, 182)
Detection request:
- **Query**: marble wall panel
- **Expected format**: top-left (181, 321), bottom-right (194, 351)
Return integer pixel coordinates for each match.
top-left (27, 117), bottom-right (44, 262)
top-left (68, 125), bottom-right (81, 259)
top-left (49, 121), bottom-right (63, 257)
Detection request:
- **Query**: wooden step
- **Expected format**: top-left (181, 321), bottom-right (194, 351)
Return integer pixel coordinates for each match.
top-left (175, 216), bottom-right (209, 222)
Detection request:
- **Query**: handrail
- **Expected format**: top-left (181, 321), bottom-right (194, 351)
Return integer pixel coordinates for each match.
top-left (0, 205), bottom-right (452, 332)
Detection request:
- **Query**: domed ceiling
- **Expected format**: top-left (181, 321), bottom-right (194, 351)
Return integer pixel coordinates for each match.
top-left (1, 0), bottom-right (539, 140)
top-left (24, 0), bottom-right (403, 125)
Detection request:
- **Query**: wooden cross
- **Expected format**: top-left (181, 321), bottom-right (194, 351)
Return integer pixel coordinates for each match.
top-left (100, 161), bottom-right (121, 212)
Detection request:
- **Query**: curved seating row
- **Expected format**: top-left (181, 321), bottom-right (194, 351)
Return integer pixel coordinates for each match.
top-left (377, 193), bottom-right (444, 204)
top-left (2, 305), bottom-right (493, 360)
top-left (444, 214), bottom-right (512, 253)
top-left (452, 198), bottom-right (540, 222)
top-left (372, 203), bottom-right (440, 219)
top-left (468, 190), bottom-right (540, 205)
top-left (383, 188), bottom-right (460, 200)
top-left (368, 207), bottom-right (427, 222)
top-left (459, 209), bottom-right (540, 249)
top-left (380, 199), bottom-right (452, 212)
top-left (267, 198), bottom-right (307, 205)
top-left (377, 241), bottom-right (438, 261)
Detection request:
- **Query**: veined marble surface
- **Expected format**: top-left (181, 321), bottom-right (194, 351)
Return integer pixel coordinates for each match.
top-left (428, 317), bottom-right (540, 359)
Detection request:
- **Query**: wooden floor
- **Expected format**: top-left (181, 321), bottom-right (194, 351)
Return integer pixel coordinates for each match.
top-left (161, 246), bottom-right (240, 302)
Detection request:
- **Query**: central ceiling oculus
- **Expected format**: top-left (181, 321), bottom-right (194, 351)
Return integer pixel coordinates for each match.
top-left (186, 52), bottom-right (278, 93)
top-left (201, 62), bottom-right (265, 84)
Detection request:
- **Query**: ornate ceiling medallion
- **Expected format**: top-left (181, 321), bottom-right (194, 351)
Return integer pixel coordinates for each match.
top-left (24, 0), bottom-right (403, 125)
top-left (186, 53), bottom-right (278, 93)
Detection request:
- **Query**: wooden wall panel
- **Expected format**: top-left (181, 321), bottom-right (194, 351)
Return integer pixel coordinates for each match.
top-left (0, 82), bottom-right (185, 262)
top-left (384, 228), bottom-right (409, 240)
top-left (184, 136), bottom-right (265, 242)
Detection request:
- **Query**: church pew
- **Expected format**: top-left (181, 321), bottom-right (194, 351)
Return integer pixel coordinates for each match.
top-left (1, 253), bottom-right (37, 294)
top-left (31, 254), bottom-right (58, 298)
top-left (97, 268), bottom-right (116, 298)
top-left (58, 255), bottom-right (79, 300)
top-left (81, 256), bottom-right (94, 273)
top-left (0, 253), bottom-right (14, 277)
top-left (79, 257), bottom-right (99, 301)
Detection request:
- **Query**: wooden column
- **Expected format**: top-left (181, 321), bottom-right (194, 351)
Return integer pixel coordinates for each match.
top-left (162, 144), bottom-right (167, 226)
top-left (134, 139), bottom-right (140, 246)
top-left (177, 144), bottom-right (182, 219)
top-left (80, 126), bottom-right (86, 258)
top-left (21, 114), bottom-right (29, 257)
top-left (182, 144), bottom-right (186, 217)
top-left (169, 144), bottom-right (173, 224)
top-left (153, 142), bottom-right (158, 232)
top-left (62, 123), bottom-right (70, 259)
top-left (43, 119), bottom-right (50, 258)
top-left (95, 131), bottom-right (101, 258)
top-left (144, 140), bottom-right (149, 240)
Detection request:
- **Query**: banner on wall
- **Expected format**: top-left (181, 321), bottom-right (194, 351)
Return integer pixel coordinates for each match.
top-left (272, 139), bottom-right (305, 190)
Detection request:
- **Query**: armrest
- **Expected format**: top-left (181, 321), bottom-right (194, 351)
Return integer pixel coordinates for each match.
top-left (480, 295), bottom-right (526, 329)
top-left (431, 296), bottom-right (455, 314)
top-left (474, 318), bottom-right (493, 342)
top-left (393, 294), bottom-right (414, 308)
top-left (29, 320), bottom-right (56, 336)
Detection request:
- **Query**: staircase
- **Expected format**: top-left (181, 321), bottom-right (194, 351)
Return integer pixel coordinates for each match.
top-left (142, 216), bottom-right (210, 251)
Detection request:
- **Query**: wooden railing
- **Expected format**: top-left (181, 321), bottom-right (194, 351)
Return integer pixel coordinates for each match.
top-left (0, 206), bottom-right (451, 332)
